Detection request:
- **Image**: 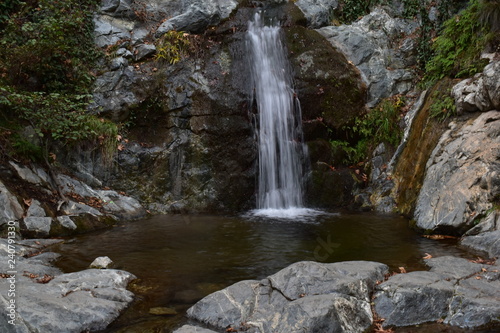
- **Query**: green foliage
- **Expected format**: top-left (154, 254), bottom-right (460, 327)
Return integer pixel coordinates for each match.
top-left (429, 89), bottom-right (457, 122)
top-left (0, 0), bottom-right (101, 93)
top-left (479, 0), bottom-right (500, 32)
top-left (424, 0), bottom-right (490, 84)
top-left (154, 31), bottom-right (191, 64)
top-left (331, 96), bottom-right (405, 165)
top-left (336, 0), bottom-right (383, 24)
top-left (0, 0), bottom-right (20, 26)
top-left (0, 0), bottom-right (118, 163)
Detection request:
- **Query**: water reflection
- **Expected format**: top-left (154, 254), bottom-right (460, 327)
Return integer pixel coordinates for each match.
top-left (53, 212), bottom-right (477, 332)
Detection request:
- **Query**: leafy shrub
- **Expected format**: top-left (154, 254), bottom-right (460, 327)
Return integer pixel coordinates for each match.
top-left (331, 96), bottom-right (405, 165)
top-left (154, 31), bottom-right (191, 64)
top-left (424, 0), bottom-right (489, 84)
top-left (336, 0), bottom-right (383, 24)
top-left (0, 0), bottom-right (118, 162)
top-left (429, 89), bottom-right (457, 122)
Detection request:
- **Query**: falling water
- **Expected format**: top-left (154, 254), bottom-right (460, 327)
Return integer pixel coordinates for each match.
top-left (248, 12), bottom-right (308, 216)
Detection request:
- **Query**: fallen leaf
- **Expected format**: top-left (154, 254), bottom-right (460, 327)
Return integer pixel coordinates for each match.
top-left (399, 267), bottom-right (407, 274)
top-left (423, 253), bottom-right (433, 260)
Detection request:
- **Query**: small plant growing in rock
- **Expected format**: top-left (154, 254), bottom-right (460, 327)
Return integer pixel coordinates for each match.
top-left (154, 31), bottom-right (191, 64)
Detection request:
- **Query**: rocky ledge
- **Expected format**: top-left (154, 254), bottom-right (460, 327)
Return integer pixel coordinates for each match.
top-left (175, 258), bottom-right (500, 332)
top-left (0, 239), bottom-right (136, 333)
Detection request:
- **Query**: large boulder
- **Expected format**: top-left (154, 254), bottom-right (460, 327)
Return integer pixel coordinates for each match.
top-left (461, 210), bottom-right (500, 258)
top-left (317, 8), bottom-right (418, 107)
top-left (413, 111), bottom-right (500, 233)
top-left (374, 256), bottom-right (500, 329)
top-left (185, 261), bottom-right (388, 333)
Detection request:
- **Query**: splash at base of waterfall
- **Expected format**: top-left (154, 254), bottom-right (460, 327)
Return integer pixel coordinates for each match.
top-left (246, 207), bottom-right (327, 220)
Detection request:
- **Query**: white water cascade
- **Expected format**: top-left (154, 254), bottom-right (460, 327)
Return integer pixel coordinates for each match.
top-left (248, 12), bottom-right (311, 217)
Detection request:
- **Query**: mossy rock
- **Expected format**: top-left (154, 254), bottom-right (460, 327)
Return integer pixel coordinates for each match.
top-left (284, 25), bottom-right (367, 137)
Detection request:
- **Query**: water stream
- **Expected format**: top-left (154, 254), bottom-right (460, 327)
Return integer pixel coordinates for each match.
top-left (248, 12), bottom-right (307, 214)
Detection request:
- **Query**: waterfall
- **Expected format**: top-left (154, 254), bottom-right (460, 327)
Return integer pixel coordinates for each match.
top-left (248, 12), bottom-right (307, 213)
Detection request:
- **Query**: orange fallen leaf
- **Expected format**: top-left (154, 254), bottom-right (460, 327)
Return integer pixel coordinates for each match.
top-left (423, 253), bottom-right (433, 260)
top-left (399, 267), bottom-right (407, 274)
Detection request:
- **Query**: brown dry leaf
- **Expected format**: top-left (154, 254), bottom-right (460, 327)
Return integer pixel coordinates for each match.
top-left (117, 144), bottom-right (125, 151)
top-left (23, 198), bottom-right (32, 207)
top-left (475, 276), bottom-right (482, 280)
top-left (399, 267), bottom-right (407, 274)
top-left (423, 253), bottom-right (433, 260)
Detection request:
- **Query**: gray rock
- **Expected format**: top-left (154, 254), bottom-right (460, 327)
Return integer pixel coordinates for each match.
top-left (155, 0), bottom-right (238, 36)
top-left (374, 271), bottom-right (455, 327)
top-left (374, 256), bottom-right (500, 329)
top-left (187, 261), bottom-right (388, 332)
top-left (60, 201), bottom-right (103, 217)
top-left (461, 212), bottom-right (500, 258)
top-left (26, 199), bottom-right (46, 218)
top-left (173, 325), bottom-right (219, 333)
top-left (9, 161), bottom-right (45, 185)
top-left (56, 216), bottom-right (77, 230)
top-left (109, 56), bottom-right (129, 70)
top-left (426, 256), bottom-right (485, 279)
top-left (452, 59), bottom-right (500, 113)
top-left (23, 217), bottom-right (52, 236)
top-left (414, 111), bottom-right (500, 233)
top-left (295, 0), bottom-right (338, 28)
top-left (445, 274), bottom-right (500, 328)
top-left (90, 256), bottom-right (114, 269)
top-left (0, 181), bottom-right (23, 226)
top-left (134, 43), bottom-right (156, 61)
top-left (93, 15), bottom-right (134, 48)
top-left (100, 0), bottom-right (134, 17)
top-left (318, 8), bottom-right (418, 107)
top-left (1, 269), bottom-right (136, 333)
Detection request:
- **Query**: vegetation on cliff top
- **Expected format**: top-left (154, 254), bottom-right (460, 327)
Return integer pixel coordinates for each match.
top-left (0, 0), bottom-right (117, 163)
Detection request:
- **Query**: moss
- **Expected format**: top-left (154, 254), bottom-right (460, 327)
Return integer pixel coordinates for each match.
top-left (392, 79), bottom-right (454, 216)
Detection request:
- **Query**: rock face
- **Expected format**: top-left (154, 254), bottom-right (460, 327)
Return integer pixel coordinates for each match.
top-left (0, 239), bottom-right (136, 333)
top-left (452, 58), bottom-right (500, 114)
top-left (414, 111), bottom-right (500, 233)
top-left (0, 160), bottom-right (146, 237)
top-left (183, 261), bottom-right (388, 333)
top-left (374, 256), bottom-right (500, 329)
top-left (318, 8), bottom-right (418, 107)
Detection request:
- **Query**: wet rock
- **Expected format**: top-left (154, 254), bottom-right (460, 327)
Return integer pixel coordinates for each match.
top-left (186, 261), bottom-right (388, 332)
top-left (295, 0), bottom-right (338, 28)
top-left (90, 256), bottom-right (114, 269)
top-left (318, 8), bottom-right (418, 107)
top-left (414, 111), bottom-right (500, 233)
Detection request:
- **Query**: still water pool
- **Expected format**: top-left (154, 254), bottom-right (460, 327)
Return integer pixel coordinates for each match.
top-left (53, 211), bottom-right (481, 332)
